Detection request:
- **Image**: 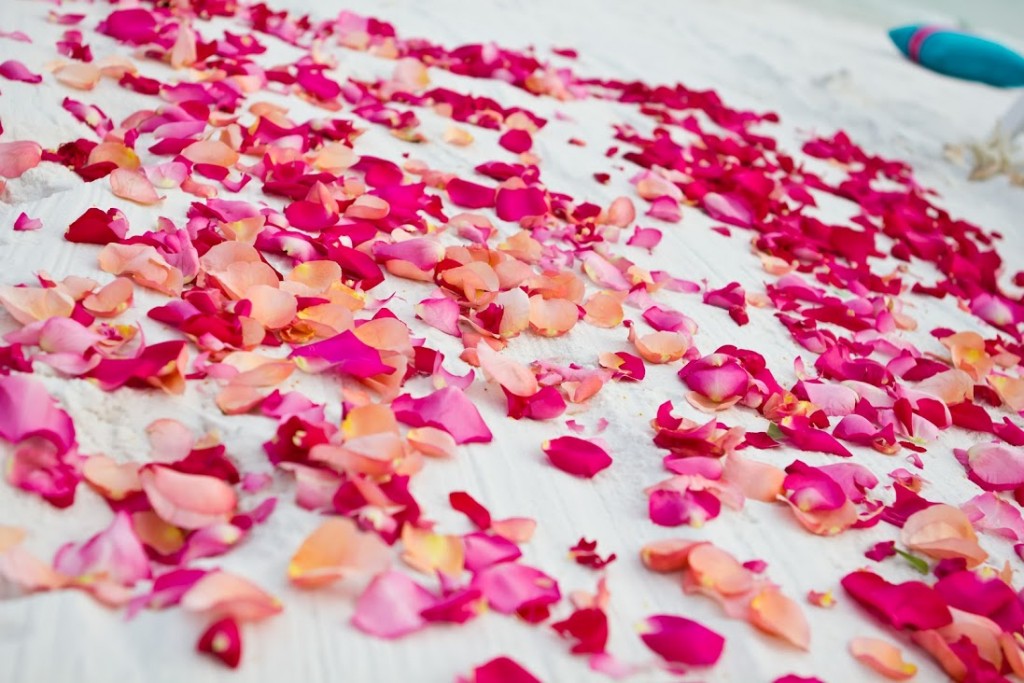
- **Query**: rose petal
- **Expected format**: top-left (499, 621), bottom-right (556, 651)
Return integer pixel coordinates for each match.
top-left (288, 517), bottom-right (391, 588)
top-left (639, 614), bottom-right (725, 667)
top-left (352, 570), bottom-right (434, 638)
top-left (139, 464), bottom-right (237, 530)
top-left (542, 436), bottom-right (612, 478)
top-left (849, 637), bottom-right (917, 680)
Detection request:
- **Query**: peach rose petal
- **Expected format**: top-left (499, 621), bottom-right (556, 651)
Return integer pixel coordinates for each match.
top-left (748, 587), bottom-right (811, 650)
top-left (182, 570), bottom-right (282, 622)
top-left (288, 518), bottom-right (391, 588)
top-left (82, 277), bottom-right (133, 317)
top-left (54, 62), bottom-right (101, 90)
top-left (400, 525), bottom-right (464, 577)
top-left (139, 465), bottom-right (237, 530)
top-left (901, 504), bottom-right (988, 568)
top-left (181, 139), bottom-right (239, 167)
top-left (477, 342), bottom-right (538, 397)
top-left (110, 168), bottom-right (163, 205)
top-left (528, 295), bottom-right (578, 337)
top-left (687, 543), bottom-right (753, 595)
top-left (850, 637), bottom-right (918, 680)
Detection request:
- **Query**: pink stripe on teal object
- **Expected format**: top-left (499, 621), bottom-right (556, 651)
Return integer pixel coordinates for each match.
top-left (889, 24), bottom-right (1024, 88)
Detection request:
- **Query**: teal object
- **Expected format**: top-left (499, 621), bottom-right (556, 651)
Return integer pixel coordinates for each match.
top-left (889, 24), bottom-right (1024, 88)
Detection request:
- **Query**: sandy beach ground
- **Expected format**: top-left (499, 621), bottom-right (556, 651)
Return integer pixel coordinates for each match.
top-left (1, 0), bottom-right (1023, 682)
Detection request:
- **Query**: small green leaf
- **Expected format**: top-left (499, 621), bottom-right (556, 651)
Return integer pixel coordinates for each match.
top-left (766, 423), bottom-right (784, 441)
top-left (896, 549), bottom-right (929, 575)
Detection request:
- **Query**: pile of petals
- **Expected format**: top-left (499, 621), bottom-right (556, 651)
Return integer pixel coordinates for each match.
top-left (0, 0), bottom-right (1022, 680)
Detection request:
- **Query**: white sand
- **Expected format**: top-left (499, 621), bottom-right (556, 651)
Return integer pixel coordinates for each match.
top-left (1, 0), bottom-right (1022, 682)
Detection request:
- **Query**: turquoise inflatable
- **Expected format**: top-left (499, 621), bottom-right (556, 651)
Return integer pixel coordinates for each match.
top-left (889, 24), bottom-right (1024, 88)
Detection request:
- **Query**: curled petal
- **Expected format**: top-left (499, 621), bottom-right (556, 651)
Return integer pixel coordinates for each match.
top-left (139, 465), bottom-right (237, 530)
top-left (963, 442), bottom-right (1024, 491)
top-left (182, 570), bottom-right (282, 622)
top-left (901, 504), bottom-right (987, 568)
top-left (849, 637), bottom-right (917, 680)
top-left (0, 59), bottom-right (42, 83)
top-left (392, 387), bottom-right (492, 444)
top-left (749, 587), bottom-right (810, 650)
top-left (0, 140), bottom-right (43, 178)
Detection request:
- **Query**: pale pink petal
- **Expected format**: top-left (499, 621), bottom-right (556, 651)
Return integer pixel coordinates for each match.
top-left (110, 168), bottom-right (163, 205)
top-left (477, 342), bottom-right (538, 397)
top-left (182, 570), bottom-right (282, 622)
top-left (352, 570), bottom-right (434, 638)
top-left (0, 141), bottom-right (43, 178)
top-left (470, 562), bottom-right (560, 614)
top-left (139, 464), bottom-right (237, 530)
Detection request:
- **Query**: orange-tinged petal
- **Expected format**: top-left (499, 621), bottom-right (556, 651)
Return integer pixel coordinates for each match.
top-left (139, 465), bottom-right (237, 530)
top-left (82, 277), bottom-right (133, 317)
top-left (941, 331), bottom-right (993, 381)
top-left (850, 637), bottom-right (918, 680)
top-left (901, 504), bottom-right (988, 568)
top-left (169, 22), bottom-right (197, 69)
top-left (749, 587), bottom-right (811, 650)
top-left (88, 141), bottom-right (140, 169)
top-left (723, 454), bottom-right (785, 502)
top-left (476, 342), bottom-right (538, 396)
top-left (988, 374), bottom-right (1024, 412)
top-left (212, 261), bottom-right (279, 300)
top-left (688, 543), bottom-right (753, 595)
top-left (288, 518), bottom-right (391, 588)
top-left (606, 196), bottom-right (636, 228)
top-left (182, 570), bottom-right (282, 622)
top-left (246, 284), bottom-right (297, 329)
top-left (181, 139), bottom-right (239, 167)
top-left (584, 291), bottom-right (625, 328)
top-left (634, 331), bottom-right (689, 364)
top-left (110, 168), bottom-right (163, 205)
top-left (528, 295), bottom-right (577, 337)
top-left (82, 455), bottom-right (141, 501)
top-left (132, 510), bottom-right (186, 555)
top-left (98, 244), bottom-right (183, 296)
top-left (406, 427), bottom-right (457, 458)
top-left (284, 260), bottom-right (343, 295)
top-left (914, 369), bottom-right (974, 404)
top-left (491, 517), bottom-right (536, 543)
top-left (401, 525), bottom-right (464, 577)
top-left (0, 284), bottom-right (74, 324)
top-left (0, 526), bottom-right (26, 553)
top-left (54, 62), bottom-right (101, 90)
top-left (640, 539), bottom-right (701, 573)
